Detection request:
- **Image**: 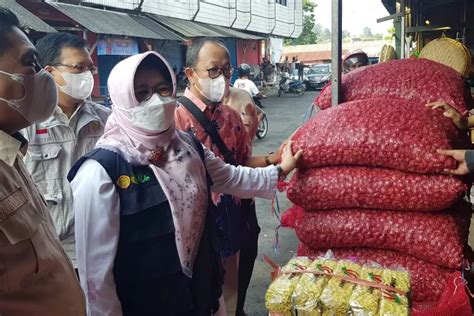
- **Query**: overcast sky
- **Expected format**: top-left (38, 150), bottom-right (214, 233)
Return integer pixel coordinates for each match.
top-left (312, 0), bottom-right (393, 36)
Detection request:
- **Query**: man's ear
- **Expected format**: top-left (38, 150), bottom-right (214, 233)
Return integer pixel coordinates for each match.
top-left (45, 65), bottom-right (65, 86)
top-left (185, 67), bottom-right (195, 85)
top-left (43, 65), bottom-right (54, 74)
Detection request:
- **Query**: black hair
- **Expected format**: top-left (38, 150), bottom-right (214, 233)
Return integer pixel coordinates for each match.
top-left (185, 37), bottom-right (229, 68)
top-left (0, 7), bottom-right (21, 56)
top-left (137, 54), bottom-right (172, 85)
top-left (35, 32), bottom-right (87, 67)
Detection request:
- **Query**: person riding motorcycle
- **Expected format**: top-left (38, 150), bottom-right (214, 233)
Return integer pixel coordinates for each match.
top-left (234, 63), bottom-right (266, 107)
top-left (342, 49), bottom-right (369, 74)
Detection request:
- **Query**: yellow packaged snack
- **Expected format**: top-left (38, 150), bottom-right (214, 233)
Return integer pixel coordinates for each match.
top-left (297, 310), bottom-right (322, 316)
top-left (349, 265), bottom-right (385, 316)
top-left (292, 258), bottom-right (338, 315)
top-left (379, 269), bottom-right (410, 316)
top-left (265, 257), bottom-right (312, 314)
top-left (320, 260), bottom-right (362, 315)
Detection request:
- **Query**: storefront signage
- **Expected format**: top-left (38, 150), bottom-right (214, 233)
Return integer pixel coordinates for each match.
top-left (98, 37), bottom-right (139, 56)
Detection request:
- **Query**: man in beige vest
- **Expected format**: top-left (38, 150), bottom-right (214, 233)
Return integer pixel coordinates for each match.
top-left (0, 7), bottom-right (85, 315)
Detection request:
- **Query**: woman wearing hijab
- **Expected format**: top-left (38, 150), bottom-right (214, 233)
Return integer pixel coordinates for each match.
top-left (68, 51), bottom-right (302, 316)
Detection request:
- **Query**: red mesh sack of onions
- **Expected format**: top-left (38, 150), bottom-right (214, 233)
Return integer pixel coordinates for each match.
top-left (292, 98), bottom-right (459, 174)
top-left (314, 58), bottom-right (469, 113)
top-left (411, 272), bottom-right (472, 316)
top-left (291, 204), bottom-right (471, 269)
top-left (287, 167), bottom-right (466, 212)
top-left (296, 244), bottom-right (456, 302)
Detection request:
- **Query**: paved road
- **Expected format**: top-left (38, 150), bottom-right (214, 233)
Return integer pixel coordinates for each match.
top-left (243, 90), bottom-right (320, 315)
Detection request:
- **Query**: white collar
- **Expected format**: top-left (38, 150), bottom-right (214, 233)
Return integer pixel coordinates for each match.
top-left (0, 130), bottom-right (21, 166)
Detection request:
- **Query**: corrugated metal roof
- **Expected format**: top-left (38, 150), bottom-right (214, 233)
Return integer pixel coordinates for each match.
top-left (147, 14), bottom-right (225, 38)
top-left (148, 14), bottom-right (264, 39)
top-left (206, 24), bottom-right (264, 40)
top-left (1, 0), bottom-right (56, 33)
top-left (129, 15), bottom-right (184, 41)
top-left (48, 2), bottom-right (181, 40)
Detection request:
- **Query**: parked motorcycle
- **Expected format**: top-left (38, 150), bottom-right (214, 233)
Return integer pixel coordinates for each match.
top-left (278, 74), bottom-right (306, 97)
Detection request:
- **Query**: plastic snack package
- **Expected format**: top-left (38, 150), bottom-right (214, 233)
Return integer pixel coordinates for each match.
top-left (379, 268), bottom-right (410, 316)
top-left (265, 257), bottom-right (312, 314)
top-left (320, 260), bottom-right (362, 315)
top-left (292, 255), bottom-right (338, 315)
top-left (349, 264), bottom-right (385, 316)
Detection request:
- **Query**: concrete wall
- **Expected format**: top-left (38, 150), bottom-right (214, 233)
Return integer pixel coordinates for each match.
top-left (78, 0), bottom-right (303, 37)
top-left (233, 0), bottom-right (251, 30)
top-left (246, 0), bottom-right (275, 35)
top-left (142, 0), bottom-right (198, 20)
top-left (194, 0), bottom-right (236, 27)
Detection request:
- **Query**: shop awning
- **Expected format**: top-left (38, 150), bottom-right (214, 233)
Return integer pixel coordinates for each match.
top-left (48, 2), bottom-right (182, 40)
top-left (2, 0), bottom-right (56, 33)
top-left (129, 15), bottom-right (185, 41)
top-left (148, 14), bottom-right (264, 39)
top-left (206, 24), bottom-right (264, 40)
top-left (147, 14), bottom-right (224, 38)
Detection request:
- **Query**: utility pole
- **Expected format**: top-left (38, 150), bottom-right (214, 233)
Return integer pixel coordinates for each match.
top-left (331, 0), bottom-right (342, 106)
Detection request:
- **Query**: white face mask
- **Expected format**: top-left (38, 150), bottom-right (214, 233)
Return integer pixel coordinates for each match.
top-left (58, 70), bottom-right (94, 100)
top-left (0, 69), bottom-right (58, 124)
top-left (129, 93), bottom-right (176, 132)
top-left (194, 72), bottom-right (228, 103)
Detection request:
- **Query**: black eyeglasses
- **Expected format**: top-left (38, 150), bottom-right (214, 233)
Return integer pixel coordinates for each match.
top-left (135, 85), bottom-right (173, 102)
top-left (195, 67), bottom-right (234, 79)
top-left (53, 63), bottom-right (98, 75)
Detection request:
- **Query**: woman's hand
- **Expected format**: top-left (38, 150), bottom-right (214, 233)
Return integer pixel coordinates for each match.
top-left (278, 141), bottom-right (303, 175)
top-left (425, 100), bottom-right (468, 130)
top-left (269, 128), bottom-right (302, 165)
top-left (437, 149), bottom-right (469, 175)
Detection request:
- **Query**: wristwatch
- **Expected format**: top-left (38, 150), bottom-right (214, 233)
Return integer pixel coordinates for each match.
top-left (276, 165), bottom-right (286, 180)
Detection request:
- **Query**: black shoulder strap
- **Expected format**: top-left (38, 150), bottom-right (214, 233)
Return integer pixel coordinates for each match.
top-left (178, 96), bottom-right (237, 166)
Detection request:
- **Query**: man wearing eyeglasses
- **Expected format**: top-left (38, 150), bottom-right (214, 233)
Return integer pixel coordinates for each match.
top-left (21, 32), bottom-right (110, 272)
top-left (175, 38), bottom-right (286, 316)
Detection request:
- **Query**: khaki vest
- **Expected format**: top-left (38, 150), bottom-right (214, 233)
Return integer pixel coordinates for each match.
top-left (0, 151), bottom-right (85, 315)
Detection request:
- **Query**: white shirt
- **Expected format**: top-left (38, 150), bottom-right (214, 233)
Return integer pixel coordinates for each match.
top-left (234, 78), bottom-right (260, 97)
top-left (71, 146), bottom-right (278, 316)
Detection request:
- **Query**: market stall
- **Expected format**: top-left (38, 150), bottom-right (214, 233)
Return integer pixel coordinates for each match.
top-left (263, 1), bottom-right (474, 314)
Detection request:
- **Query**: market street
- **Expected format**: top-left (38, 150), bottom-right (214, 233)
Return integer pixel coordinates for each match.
top-left (246, 89), bottom-right (320, 315)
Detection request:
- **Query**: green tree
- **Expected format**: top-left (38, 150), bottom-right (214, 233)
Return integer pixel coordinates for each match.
top-left (387, 26), bottom-right (396, 36)
top-left (384, 26), bottom-right (396, 40)
top-left (312, 23), bottom-right (331, 43)
top-left (284, 0), bottom-right (317, 45)
top-left (363, 26), bottom-right (373, 37)
top-left (323, 27), bottom-right (331, 41)
top-left (342, 30), bottom-right (351, 39)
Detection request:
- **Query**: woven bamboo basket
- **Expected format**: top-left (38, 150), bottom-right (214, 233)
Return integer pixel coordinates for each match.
top-left (419, 37), bottom-right (471, 77)
top-left (379, 44), bottom-right (396, 63)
